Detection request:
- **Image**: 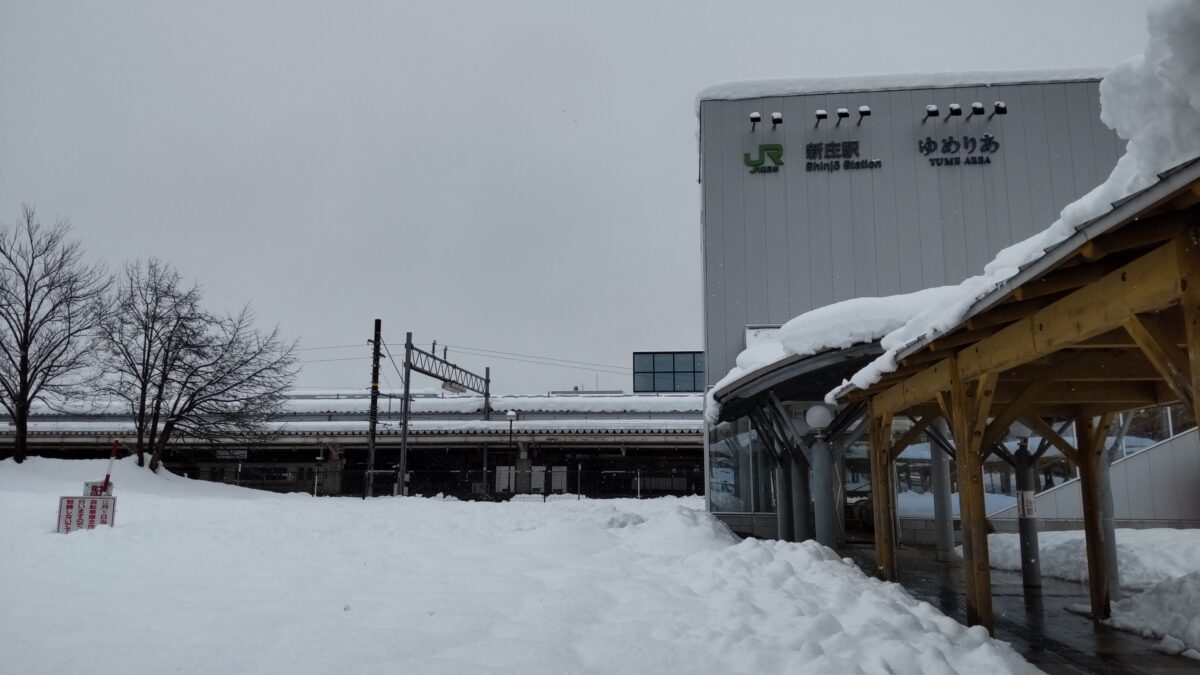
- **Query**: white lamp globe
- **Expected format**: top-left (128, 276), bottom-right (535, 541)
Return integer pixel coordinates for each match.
top-left (805, 405), bottom-right (834, 430)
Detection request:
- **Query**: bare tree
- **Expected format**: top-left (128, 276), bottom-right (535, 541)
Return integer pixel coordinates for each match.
top-left (0, 206), bottom-right (109, 463)
top-left (99, 260), bottom-right (297, 471)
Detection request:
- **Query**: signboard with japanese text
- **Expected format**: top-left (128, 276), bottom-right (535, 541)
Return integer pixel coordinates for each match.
top-left (57, 496), bottom-right (117, 533)
top-left (699, 78), bottom-right (1124, 385)
top-left (83, 481), bottom-right (114, 496)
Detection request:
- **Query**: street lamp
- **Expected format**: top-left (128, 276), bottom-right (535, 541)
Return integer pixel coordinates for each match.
top-left (806, 405), bottom-right (837, 546)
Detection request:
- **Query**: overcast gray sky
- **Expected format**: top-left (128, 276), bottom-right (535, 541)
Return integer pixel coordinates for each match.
top-left (0, 1), bottom-right (1153, 394)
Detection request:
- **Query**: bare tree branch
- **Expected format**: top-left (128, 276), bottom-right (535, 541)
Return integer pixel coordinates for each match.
top-left (98, 260), bottom-right (297, 470)
top-left (0, 207), bottom-right (109, 462)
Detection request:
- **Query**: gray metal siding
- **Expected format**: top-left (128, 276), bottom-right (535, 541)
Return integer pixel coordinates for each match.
top-left (990, 429), bottom-right (1200, 522)
top-left (700, 80), bottom-right (1124, 386)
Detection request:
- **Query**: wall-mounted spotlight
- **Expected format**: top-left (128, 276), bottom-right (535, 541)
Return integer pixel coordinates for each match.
top-left (966, 102), bottom-right (985, 121)
top-left (946, 103), bottom-right (962, 121)
top-left (923, 104), bottom-right (939, 122)
top-left (771, 112), bottom-right (783, 129)
top-left (814, 109), bottom-right (828, 127)
top-left (749, 111), bottom-right (761, 130)
top-left (857, 105), bottom-right (872, 126)
top-left (989, 101), bottom-right (1008, 119)
top-left (835, 108), bottom-right (850, 126)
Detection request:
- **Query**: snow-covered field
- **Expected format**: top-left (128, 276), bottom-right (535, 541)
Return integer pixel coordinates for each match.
top-left (1, 458), bottom-right (1038, 675)
top-left (984, 529), bottom-right (1200, 659)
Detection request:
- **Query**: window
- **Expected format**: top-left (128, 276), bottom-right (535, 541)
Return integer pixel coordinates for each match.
top-left (632, 351), bottom-right (704, 392)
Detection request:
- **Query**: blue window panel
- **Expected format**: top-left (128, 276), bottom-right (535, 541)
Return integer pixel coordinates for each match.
top-left (633, 373), bottom-right (654, 392)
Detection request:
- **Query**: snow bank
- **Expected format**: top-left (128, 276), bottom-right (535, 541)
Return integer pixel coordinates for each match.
top-left (0, 459), bottom-right (1038, 674)
top-left (1108, 572), bottom-right (1200, 660)
top-left (897, 491), bottom-right (1016, 518)
top-left (982, 528), bottom-right (1200, 590)
top-left (829, 0), bottom-right (1200, 402)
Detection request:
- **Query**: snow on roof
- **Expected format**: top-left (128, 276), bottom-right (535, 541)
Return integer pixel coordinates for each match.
top-left (697, 67), bottom-right (1105, 108)
top-left (825, 0), bottom-right (1200, 404)
top-left (20, 418), bottom-right (704, 436)
top-left (26, 392), bottom-right (704, 417)
top-left (284, 393), bottom-right (703, 415)
top-left (705, 285), bottom-right (958, 423)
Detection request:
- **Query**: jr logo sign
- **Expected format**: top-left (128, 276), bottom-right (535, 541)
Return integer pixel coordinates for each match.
top-left (744, 144), bottom-right (783, 174)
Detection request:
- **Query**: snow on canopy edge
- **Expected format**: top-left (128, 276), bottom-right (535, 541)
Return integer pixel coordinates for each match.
top-left (705, 285), bottom-right (958, 424)
top-left (696, 67), bottom-right (1105, 112)
top-left (822, 0), bottom-right (1200, 405)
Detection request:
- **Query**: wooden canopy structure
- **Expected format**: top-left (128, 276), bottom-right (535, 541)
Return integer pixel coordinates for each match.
top-left (836, 157), bottom-right (1200, 633)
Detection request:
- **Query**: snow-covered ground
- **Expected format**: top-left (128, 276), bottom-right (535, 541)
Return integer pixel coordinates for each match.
top-left (984, 529), bottom-right (1200, 591)
top-left (0, 458), bottom-right (1038, 675)
top-left (984, 528), bottom-right (1200, 660)
top-left (897, 491), bottom-right (1016, 518)
top-left (1109, 572), bottom-right (1200, 660)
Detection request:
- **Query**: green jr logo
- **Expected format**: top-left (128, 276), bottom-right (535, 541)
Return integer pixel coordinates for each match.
top-left (744, 144), bottom-right (783, 173)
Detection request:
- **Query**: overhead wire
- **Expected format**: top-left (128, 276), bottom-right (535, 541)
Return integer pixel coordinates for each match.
top-left (446, 348), bottom-right (628, 375)
top-left (441, 343), bottom-right (631, 373)
top-left (296, 343), bottom-right (366, 352)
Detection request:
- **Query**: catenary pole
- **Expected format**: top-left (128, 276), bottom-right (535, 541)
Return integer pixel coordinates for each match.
top-left (364, 318), bottom-right (382, 498)
top-left (397, 331), bottom-right (414, 496)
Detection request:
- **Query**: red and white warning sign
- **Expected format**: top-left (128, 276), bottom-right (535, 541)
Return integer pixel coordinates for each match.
top-left (57, 496), bottom-right (117, 533)
top-left (83, 481), bottom-right (114, 496)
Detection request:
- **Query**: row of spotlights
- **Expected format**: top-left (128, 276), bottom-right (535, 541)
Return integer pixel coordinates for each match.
top-left (749, 101), bottom-right (1007, 129)
top-left (924, 101), bottom-right (1007, 122)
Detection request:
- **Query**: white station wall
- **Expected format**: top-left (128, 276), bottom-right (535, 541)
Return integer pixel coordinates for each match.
top-left (700, 79), bottom-right (1123, 386)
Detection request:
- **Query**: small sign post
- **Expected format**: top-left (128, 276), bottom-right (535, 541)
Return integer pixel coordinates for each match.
top-left (56, 439), bottom-right (121, 534)
top-left (83, 481), bottom-right (114, 496)
top-left (57, 496), bottom-right (116, 533)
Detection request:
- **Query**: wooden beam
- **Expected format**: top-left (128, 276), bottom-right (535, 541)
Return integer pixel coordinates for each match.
top-left (929, 325), bottom-right (998, 352)
top-left (1011, 259), bottom-right (1118, 301)
top-left (961, 242), bottom-right (1181, 380)
top-left (872, 243), bottom-right (1182, 415)
top-left (982, 378), bottom-right (1053, 448)
top-left (993, 380), bottom-right (1160, 406)
top-left (868, 407), bottom-right (897, 581)
top-left (949, 359), bottom-right (994, 633)
top-left (888, 416), bottom-right (933, 462)
top-left (966, 295), bottom-right (1058, 331)
top-left (898, 348), bottom-right (947, 369)
top-left (1080, 212), bottom-right (1188, 261)
top-left (1004, 351), bottom-right (1162, 382)
top-left (1076, 414), bottom-right (1111, 621)
top-left (1069, 329), bottom-right (1139, 349)
top-left (873, 358), bottom-right (954, 419)
top-left (1177, 225), bottom-right (1200, 456)
top-left (1019, 415), bottom-right (1080, 465)
top-left (1123, 313), bottom-right (1194, 409)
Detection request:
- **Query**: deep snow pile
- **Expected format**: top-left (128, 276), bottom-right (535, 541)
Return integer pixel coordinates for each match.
top-left (0, 458), bottom-right (1038, 675)
top-left (983, 529), bottom-right (1200, 591)
top-left (826, 0), bottom-right (1200, 402)
top-left (1108, 572), bottom-right (1200, 660)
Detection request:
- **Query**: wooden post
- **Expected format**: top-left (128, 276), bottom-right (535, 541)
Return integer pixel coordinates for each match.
top-left (1176, 225), bottom-right (1200, 430)
top-left (868, 407), bottom-right (897, 580)
top-left (1075, 414), bottom-right (1110, 620)
top-left (949, 361), bottom-right (996, 632)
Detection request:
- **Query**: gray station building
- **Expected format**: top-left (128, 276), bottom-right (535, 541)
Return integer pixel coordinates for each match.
top-left (698, 70), bottom-right (1126, 532)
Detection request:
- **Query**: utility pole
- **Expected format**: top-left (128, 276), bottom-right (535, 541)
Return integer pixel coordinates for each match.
top-left (397, 331), bottom-right (414, 496)
top-left (365, 318), bottom-right (382, 498)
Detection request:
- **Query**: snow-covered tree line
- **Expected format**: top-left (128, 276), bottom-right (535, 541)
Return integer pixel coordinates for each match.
top-left (0, 206), bottom-right (298, 469)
